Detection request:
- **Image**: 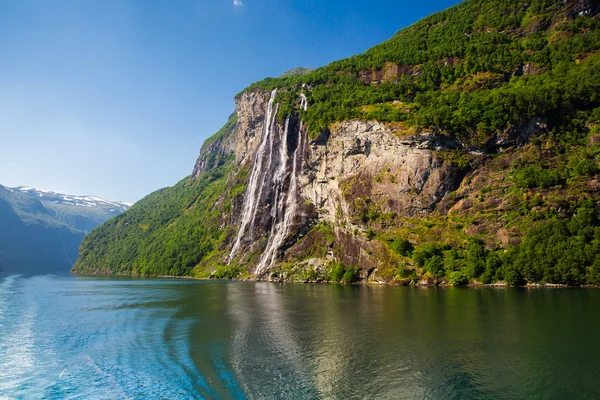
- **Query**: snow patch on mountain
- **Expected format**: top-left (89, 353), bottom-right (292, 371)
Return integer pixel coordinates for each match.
top-left (13, 186), bottom-right (132, 210)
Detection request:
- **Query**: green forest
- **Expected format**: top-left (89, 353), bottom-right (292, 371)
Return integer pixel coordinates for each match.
top-left (74, 0), bottom-right (600, 286)
top-left (74, 163), bottom-right (235, 277)
top-left (245, 0), bottom-right (600, 147)
top-left (392, 204), bottom-right (600, 286)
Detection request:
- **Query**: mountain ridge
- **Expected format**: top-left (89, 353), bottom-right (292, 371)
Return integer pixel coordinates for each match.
top-left (74, 0), bottom-right (600, 286)
top-left (0, 184), bottom-right (130, 274)
top-left (14, 186), bottom-right (131, 209)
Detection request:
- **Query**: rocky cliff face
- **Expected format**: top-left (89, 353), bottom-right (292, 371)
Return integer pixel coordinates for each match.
top-left (569, 0), bottom-right (600, 16)
top-left (193, 91), bottom-right (272, 178)
top-left (303, 120), bottom-right (461, 221)
top-left (192, 89), bottom-right (482, 278)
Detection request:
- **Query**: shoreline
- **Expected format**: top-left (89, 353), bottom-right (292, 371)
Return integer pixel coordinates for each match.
top-left (71, 272), bottom-right (600, 288)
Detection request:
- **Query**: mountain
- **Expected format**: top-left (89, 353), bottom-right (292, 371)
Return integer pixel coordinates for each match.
top-left (279, 67), bottom-right (315, 78)
top-left (0, 184), bottom-right (130, 275)
top-left (14, 186), bottom-right (130, 233)
top-left (74, 0), bottom-right (600, 286)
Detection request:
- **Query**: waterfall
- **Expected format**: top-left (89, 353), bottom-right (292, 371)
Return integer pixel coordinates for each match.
top-left (299, 93), bottom-right (308, 112)
top-left (229, 90), bottom-right (308, 273)
top-left (255, 116), bottom-right (292, 273)
top-left (255, 95), bottom-right (307, 274)
top-left (228, 89), bottom-right (278, 262)
top-left (298, 93), bottom-right (308, 175)
top-left (249, 101), bottom-right (279, 242)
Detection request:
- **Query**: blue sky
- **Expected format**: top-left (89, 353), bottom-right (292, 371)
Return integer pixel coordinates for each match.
top-left (0, 0), bottom-right (461, 203)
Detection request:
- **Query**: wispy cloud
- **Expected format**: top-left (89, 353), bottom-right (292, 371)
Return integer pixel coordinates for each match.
top-left (233, 0), bottom-right (244, 6)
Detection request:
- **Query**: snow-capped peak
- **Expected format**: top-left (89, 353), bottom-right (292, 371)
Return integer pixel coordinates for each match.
top-left (12, 186), bottom-right (132, 210)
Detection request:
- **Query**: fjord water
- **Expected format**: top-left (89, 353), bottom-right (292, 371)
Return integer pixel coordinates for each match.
top-left (1, 275), bottom-right (599, 399)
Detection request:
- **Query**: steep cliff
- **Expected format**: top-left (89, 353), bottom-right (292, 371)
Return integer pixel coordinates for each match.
top-left (74, 0), bottom-right (600, 285)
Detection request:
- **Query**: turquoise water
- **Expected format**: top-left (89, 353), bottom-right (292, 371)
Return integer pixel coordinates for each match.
top-left (0, 274), bottom-right (599, 399)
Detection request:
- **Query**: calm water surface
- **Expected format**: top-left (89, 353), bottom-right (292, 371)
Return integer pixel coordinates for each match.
top-left (0, 274), bottom-right (599, 399)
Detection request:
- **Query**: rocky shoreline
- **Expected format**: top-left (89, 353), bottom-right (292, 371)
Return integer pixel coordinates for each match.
top-left (75, 272), bottom-right (599, 288)
top-left (254, 276), bottom-right (599, 288)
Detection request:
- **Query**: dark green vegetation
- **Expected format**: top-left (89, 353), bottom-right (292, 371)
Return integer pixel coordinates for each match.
top-left (390, 204), bottom-right (600, 286)
top-left (75, 0), bottom-right (600, 286)
top-left (377, 122), bottom-right (600, 286)
top-left (74, 163), bottom-right (235, 277)
top-left (244, 0), bottom-right (600, 144)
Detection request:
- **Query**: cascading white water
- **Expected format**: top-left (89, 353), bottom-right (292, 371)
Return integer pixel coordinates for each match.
top-left (299, 93), bottom-right (308, 112)
top-left (255, 116), bottom-right (291, 273)
top-left (269, 116), bottom-right (290, 221)
top-left (229, 89), bottom-right (308, 273)
top-left (249, 101), bottom-right (279, 242)
top-left (298, 93), bottom-right (308, 175)
top-left (228, 89), bottom-right (278, 262)
top-left (255, 93), bottom-right (308, 274)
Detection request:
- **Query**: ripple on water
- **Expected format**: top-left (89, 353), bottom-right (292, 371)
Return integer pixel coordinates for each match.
top-left (1, 277), bottom-right (600, 399)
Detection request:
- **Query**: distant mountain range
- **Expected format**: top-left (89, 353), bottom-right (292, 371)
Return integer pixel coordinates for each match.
top-left (0, 184), bottom-right (130, 275)
top-left (15, 186), bottom-right (131, 209)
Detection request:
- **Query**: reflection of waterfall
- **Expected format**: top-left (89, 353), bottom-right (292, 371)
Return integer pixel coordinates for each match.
top-left (229, 90), bottom-right (308, 273)
top-left (227, 283), bottom-right (317, 399)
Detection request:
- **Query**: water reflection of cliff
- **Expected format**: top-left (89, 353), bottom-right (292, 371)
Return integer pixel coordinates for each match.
top-left (226, 283), bottom-right (432, 398)
top-left (2, 277), bottom-right (597, 398)
top-left (224, 284), bottom-right (600, 399)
